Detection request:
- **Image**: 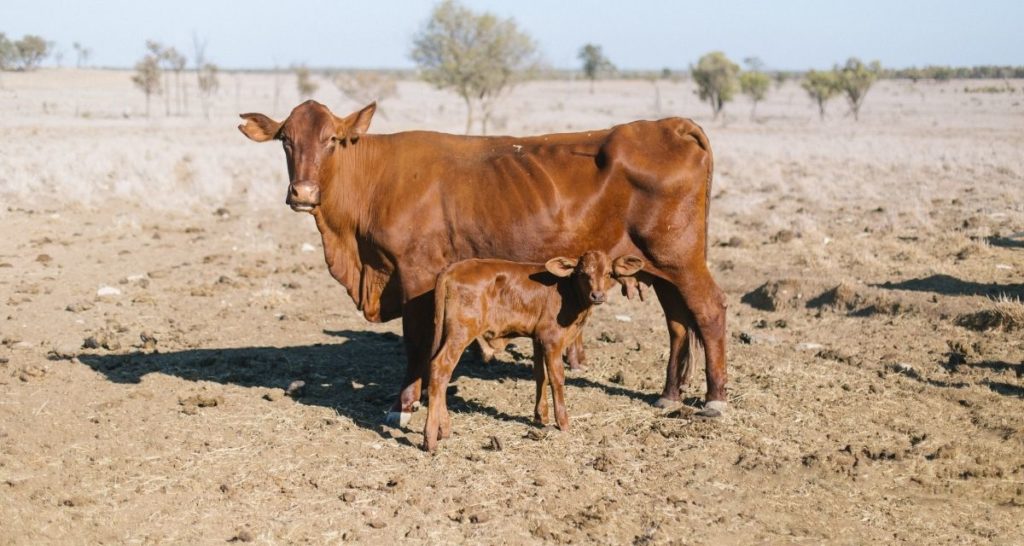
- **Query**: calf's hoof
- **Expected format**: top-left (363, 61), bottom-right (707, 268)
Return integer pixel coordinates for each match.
top-left (696, 400), bottom-right (728, 418)
top-left (384, 410), bottom-right (412, 428)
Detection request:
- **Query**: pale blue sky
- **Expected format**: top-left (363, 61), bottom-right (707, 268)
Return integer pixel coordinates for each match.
top-left (3, 0), bottom-right (1021, 70)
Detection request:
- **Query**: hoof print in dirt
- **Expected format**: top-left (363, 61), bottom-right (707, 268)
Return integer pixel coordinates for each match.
top-left (179, 394), bottom-right (222, 415)
top-left (526, 428), bottom-right (547, 441)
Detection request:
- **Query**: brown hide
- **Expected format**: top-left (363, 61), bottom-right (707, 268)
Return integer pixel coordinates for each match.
top-left (239, 100), bottom-right (726, 412)
top-left (240, 102), bottom-right (710, 321)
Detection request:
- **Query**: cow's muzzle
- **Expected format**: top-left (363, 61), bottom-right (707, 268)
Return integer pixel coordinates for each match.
top-left (589, 291), bottom-right (607, 305)
top-left (286, 180), bottom-right (320, 212)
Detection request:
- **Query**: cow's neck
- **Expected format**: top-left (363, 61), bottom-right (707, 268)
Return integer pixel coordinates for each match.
top-left (311, 136), bottom-right (389, 318)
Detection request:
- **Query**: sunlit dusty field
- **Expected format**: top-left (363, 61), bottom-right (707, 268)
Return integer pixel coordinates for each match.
top-left (2, 69), bottom-right (1023, 544)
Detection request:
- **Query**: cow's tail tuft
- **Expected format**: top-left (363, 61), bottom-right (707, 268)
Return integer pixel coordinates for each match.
top-left (680, 312), bottom-right (705, 387)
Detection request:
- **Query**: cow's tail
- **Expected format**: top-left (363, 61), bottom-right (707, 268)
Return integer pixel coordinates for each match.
top-left (429, 271), bottom-right (450, 362)
top-left (680, 311), bottom-right (704, 387)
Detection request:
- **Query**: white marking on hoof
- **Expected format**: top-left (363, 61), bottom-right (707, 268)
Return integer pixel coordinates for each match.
top-left (411, 401), bottom-right (422, 412)
top-left (654, 397), bottom-right (680, 409)
top-left (384, 411), bottom-right (412, 428)
top-left (697, 400), bottom-right (728, 418)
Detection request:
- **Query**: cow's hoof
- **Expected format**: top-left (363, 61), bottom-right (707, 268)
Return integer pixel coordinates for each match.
top-left (384, 411), bottom-right (412, 428)
top-left (411, 401), bottom-right (422, 412)
top-left (696, 400), bottom-right (728, 418)
top-left (654, 397), bottom-right (680, 409)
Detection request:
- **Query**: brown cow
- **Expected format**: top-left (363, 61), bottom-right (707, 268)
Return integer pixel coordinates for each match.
top-left (423, 251), bottom-right (644, 452)
top-left (238, 101), bottom-right (728, 425)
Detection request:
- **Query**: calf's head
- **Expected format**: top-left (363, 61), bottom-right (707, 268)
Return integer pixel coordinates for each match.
top-left (545, 251), bottom-right (645, 305)
top-left (238, 101), bottom-right (377, 213)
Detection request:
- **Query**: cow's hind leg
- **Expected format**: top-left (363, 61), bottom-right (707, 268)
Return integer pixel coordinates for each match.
top-left (663, 265), bottom-right (727, 415)
top-left (652, 279), bottom-right (695, 408)
top-left (387, 293), bottom-right (433, 428)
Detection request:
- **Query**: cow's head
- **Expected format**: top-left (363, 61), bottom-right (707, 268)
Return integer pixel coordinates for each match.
top-left (545, 251), bottom-right (645, 306)
top-left (238, 101), bottom-right (377, 213)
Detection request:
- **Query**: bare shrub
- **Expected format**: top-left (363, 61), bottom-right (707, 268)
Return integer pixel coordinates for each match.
top-left (333, 71), bottom-right (397, 106)
top-left (294, 65), bottom-right (318, 99)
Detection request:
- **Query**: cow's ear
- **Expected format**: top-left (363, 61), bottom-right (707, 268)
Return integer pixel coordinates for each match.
top-left (238, 113), bottom-right (282, 142)
top-left (335, 102), bottom-right (376, 144)
top-left (612, 255), bottom-right (645, 277)
top-left (545, 257), bottom-right (578, 278)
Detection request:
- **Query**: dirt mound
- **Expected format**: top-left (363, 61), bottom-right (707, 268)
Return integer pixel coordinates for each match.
top-left (956, 298), bottom-right (1024, 332)
top-left (808, 282), bottom-right (916, 317)
top-left (741, 279), bottom-right (809, 311)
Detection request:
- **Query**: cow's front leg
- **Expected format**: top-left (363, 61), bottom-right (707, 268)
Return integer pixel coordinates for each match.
top-left (386, 292), bottom-right (434, 428)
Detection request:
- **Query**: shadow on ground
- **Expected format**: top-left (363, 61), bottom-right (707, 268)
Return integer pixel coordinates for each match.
top-left (986, 235), bottom-right (1024, 250)
top-left (875, 274), bottom-right (1024, 299)
top-left (78, 329), bottom-right (657, 438)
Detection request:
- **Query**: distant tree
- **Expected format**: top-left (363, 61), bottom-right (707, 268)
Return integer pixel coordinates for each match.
top-left (0, 33), bottom-right (15, 71)
top-left (691, 51), bottom-right (740, 120)
top-left (578, 43), bottom-right (615, 93)
top-left (294, 65), bottom-right (318, 99)
top-left (801, 69), bottom-right (840, 120)
top-left (72, 42), bottom-right (92, 68)
top-left (144, 41), bottom-right (171, 115)
top-left (197, 63), bottom-right (219, 119)
top-left (14, 35), bottom-right (53, 70)
top-left (333, 71), bottom-right (398, 106)
top-left (162, 47), bottom-right (187, 115)
top-left (773, 71), bottom-right (790, 89)
top-left (739, 71), bottom-right (771, 120)
top-left (192, 34), bottom-right (210, 117)
top-left (835, 57), bottom-right (881, 121)
top-left (132, 54), bottom-right (162, 117)
top-left (410, 0), bottom-right (538, 134)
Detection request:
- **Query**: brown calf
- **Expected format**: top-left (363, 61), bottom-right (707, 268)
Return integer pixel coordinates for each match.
top-left (423, 251), bottom-right (643, 452)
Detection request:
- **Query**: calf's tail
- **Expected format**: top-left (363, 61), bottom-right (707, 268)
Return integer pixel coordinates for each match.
top-left (429, 271), bottom-right (450, 361)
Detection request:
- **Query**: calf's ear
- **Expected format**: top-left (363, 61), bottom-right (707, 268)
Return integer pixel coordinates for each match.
top-left (335, 102), bottom-right (377, 143)
top-left (612, 255), bottom-right (645, 277)
top-left (545, 257), bottom-right (578, 278)
top-left (238, 113), bottom-right (282, 142)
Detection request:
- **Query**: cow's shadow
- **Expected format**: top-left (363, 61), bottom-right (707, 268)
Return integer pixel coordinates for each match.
top-left (77, 329), bottom-right (658, 439)
top-left (874, 274), bottom-right (1024, 299)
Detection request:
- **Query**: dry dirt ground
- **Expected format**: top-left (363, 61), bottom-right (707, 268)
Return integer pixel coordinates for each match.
top-left (2, 70), bottom-right (1023, 544)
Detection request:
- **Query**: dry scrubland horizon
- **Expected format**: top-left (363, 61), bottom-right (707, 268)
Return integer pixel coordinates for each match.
top-left (1, 69), bottom-right (1023, 543)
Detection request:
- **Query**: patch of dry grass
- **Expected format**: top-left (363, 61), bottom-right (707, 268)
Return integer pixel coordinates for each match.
top-left (956, 295), bottom-right (1024, 332)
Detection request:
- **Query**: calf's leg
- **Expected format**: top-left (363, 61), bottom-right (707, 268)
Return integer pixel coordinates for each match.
top-left (544, 342), bottom-right (570, 430)
top-left (423, 339), bottom-right (464, 452)
top-left (564, 333), bottom-right (587, 371)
